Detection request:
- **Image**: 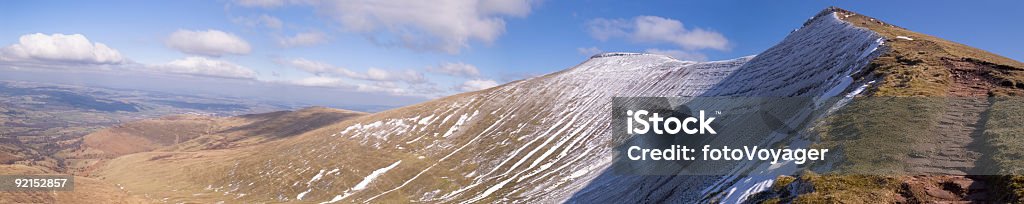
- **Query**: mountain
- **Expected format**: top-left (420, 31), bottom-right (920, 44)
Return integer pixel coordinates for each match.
top-left (0, 107), bottom-right (365, 203)
top-left (62, 107), bottom-right (365, 173)
top-left (49, 7), bottom-right (1024, 203)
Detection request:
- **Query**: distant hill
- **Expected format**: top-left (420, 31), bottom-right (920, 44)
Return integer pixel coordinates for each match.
top-left (57, 107), bottom-right (365, 174)
top-left (1, 106), bottom-right (365, 203)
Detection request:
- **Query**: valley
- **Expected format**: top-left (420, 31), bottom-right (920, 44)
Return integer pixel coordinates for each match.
top-left (0, 81), bottom-right (367, 203)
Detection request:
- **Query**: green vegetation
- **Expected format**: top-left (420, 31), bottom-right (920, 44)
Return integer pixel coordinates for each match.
top-left (842, 8), bottom-right (1024, 97)
top-left (772, 175), bottom-right (796, 192)
top-left (980, 98), bottom-right (1024, 201)
top-left (981, 98), bottom-right (1024, 174)
top-left (793, 97), bottom-right (944, 202)
top-left (869, 48), bottom-right (949, 96)
top-left (748, 172), bottom-right (903, 203)
top-left (794, 172), bottom-right (903, 203)
top-left (814, 97), bottom-right (943, 174)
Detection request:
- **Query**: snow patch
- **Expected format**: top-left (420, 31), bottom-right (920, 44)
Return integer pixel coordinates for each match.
top-left (322, 160), bottom-right (402, 203)
top-left (297, 188), bottom-right (312, 200)
top-left (307, 169), bottom-right (325, 185)
top-left (565, 169), bottom-right (589, 180)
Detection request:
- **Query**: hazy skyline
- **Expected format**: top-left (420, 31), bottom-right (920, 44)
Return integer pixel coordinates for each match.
top-left (2, 0), bottom-right (1022, 108)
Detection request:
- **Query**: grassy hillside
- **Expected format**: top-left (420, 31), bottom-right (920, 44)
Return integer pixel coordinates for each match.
top-left (765, 7), bottom-right (1024, 203)
top-left (981, 97), bottom-right (1024, 200)
top-left (0, 106), bottom-right (363, 203)
top-left (0, 164), bottom-right (148, 204)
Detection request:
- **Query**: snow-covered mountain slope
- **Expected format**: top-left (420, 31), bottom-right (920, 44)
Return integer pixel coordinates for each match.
top-left (568, 9), bottom-right (885, 203)
top-left (99, 8), bottom-right (892, 204)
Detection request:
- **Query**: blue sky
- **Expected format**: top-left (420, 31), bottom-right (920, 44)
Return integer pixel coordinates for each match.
top-left (1, 0), bottom-right (1021, 108)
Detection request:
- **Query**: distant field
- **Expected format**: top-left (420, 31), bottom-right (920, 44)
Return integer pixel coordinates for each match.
top-left (0, 80), bottom-right (289, 172)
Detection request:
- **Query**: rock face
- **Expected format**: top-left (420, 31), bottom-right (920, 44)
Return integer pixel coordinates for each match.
top-left (94, 7), bottom-right (1024, 204)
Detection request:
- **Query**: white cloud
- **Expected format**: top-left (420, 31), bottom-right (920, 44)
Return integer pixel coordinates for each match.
top-left (365, 68), bottom-right (427, 83)
top-left (427, 62), bottom-right (480, 78)
top-left (276, 58), bottom-right (454, 97)
top-left (458, 79), bottom-right (498, 92)
top-left (260, 15), bottom-right (284, 29)
top-left (277, 57), bottom-right (425, 83)
top-left (276, 58), bottom-right (338, 75)
top-left (278, 31), bottom-right (328, 47)
top-left (166, 29), bottom-right (252, 57)
top-left (309, 0), bottom-right (538, 54)
top-left (644, 48), bottom-right (708, 61)
top-left (586, 16), bottom-right (729, 51)
top-left (290, 76), bottom-right (353, 88)
top-left (356, 83), bottom-right (410, 95)
top-left (151, 57), bottom-right (257, 79)
top-left (233, 14), bottom-right (283, 29)
top-left (276, 57), bottom-right (366, 79)
top-left (576, 46), bottom-right (602, 56)
top-left (285, 76), bottom-right (442, 98)
top-left (0, 33), bottom-right (124, 64)
top-left (275, 58), bottom-right (461, 98)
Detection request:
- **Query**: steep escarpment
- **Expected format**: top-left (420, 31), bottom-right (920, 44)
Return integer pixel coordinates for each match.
top-left (94, 7), bottom-right (890, 204)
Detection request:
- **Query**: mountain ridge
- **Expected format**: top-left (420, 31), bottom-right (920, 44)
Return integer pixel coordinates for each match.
top-left (94, 6), bottom-right (882, 203)
top-left (63, 6), bottom-right (1024, 203)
